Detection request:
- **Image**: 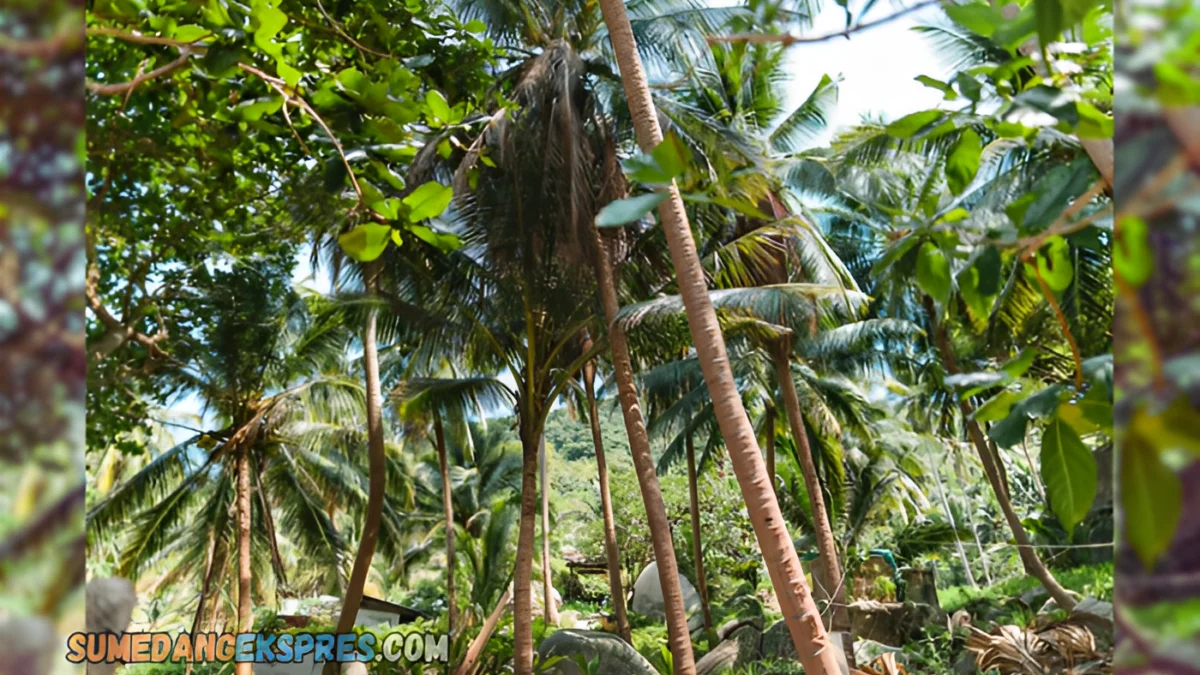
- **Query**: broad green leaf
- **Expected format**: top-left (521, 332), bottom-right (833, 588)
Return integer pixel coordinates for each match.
top-left (1034, 0), bottom-right (1066, 47)
top-left (886, 110), bottom-right (942, 139)
top-left (916, 242), bottom-right (951, 305)
top-left (958, 266), bottom-right (992, 330)
top-left (252, 1), bottom-right (288, 54)
top-left (974, 246), bottom-right (1003, 295)
top-left (989, 384), bottom-right (1066, 448)
top-left (955, 72), bottom-right (983, 102)
top-left (595, 193), bottom-right (668, 227)
top-left (408, 224), bottom-right (461, 252)
top-left (622, 154), bottom-right (674, 185)
top-left (1115, 216), bottom-right (1153, 288)
top-left (370, 198), bottom-right (403, 220)
top-left (916, 75), bottom-right (957, 100)
top-left (403, 181), bottom-right (454, 221)
top-left (974, 390), bottom-right (1021, 422)
top-left (1121, 431), bottom-right (1181, 569)
top-left (937, 208), bottom-right (970, 224)
top-left (1002, 349), bottom-right (1038, 379)
top-left (426, 90), bottom-right (451, 124)
top-left (338, 224), bottom-right (392, 262)
top-left (1022, 159), bottom-right (1095, 232)
top-left (172, 24), bottom-right (211, 42)
top-left (464, 19), bottom-right (487, 33)
top-left (651, 133), bottom-right (690, 181)
top-left (1040, 417), bottom-right (1097, 535)
top-left (945, 371), bottom-right (1008, 393)
top-left (946, 129), bottom-right (983, 195)
top-left (1025, 235), bottom-right (1074, 291)
top-left (1076, 101), bottom-right (1113, 139)
top-left (945, 1), bottom-right (1003, 36)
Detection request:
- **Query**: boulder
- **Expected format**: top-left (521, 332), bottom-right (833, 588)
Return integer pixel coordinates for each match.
top-left (758, 619), bottom-right (797, 661)
top-left (716, 616), bottom-right (762, 642)
top-left (1073, 596), bottom-right (1113, 622)
top-left (848, 601), bottom-right (939, 647)
top-left (85, 577), bottom-right (137, 675)
top-left (694, 624), bottom-right (762, 675)
top-left (86, 577), bottom-right (137, 634)
top-left (0, 617), bottom-right (57, 675)
top-left (1037, 591), bottom-right (1083, 616)
top-left (629, 561), bottom-right (702, 628)
top-left (537, 629), bottom-right (657, 675)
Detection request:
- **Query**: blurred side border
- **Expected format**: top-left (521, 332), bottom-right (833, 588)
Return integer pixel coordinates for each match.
top-left (0, 1), bottom-right (87, 673)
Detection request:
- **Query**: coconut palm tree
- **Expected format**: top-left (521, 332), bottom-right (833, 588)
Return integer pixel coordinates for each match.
top-left (85, 258), bottom-right (390, 650)
top-left (812, 105), bottom-right (1112, 612)
top-left (594, 2), bottom-right (843, 671)
top-left (395, 372), bottom-right (515, 637)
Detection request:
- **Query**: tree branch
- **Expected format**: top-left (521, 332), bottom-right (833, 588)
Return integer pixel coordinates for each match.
top-left (87, 26), bottom-right (211, 47)
top-left (707, 0), bottom-right (943, 47)
top-left (87, 50), bottom-right (195, 95)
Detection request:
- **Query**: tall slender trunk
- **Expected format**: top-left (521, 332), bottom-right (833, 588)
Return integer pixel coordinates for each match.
top-left (595, 4), bottom-right (840, 672)
top-left (513, 424), bottom-right (540, 674)
top-left (772, 343), bottom-right (855, 666)
top-left (932, 460), bottom-right (976, 589)
top-left (764, 405), bottom-right (776, 493)
top-left (924, 297), bottom-right (1076, 611)
top-left (455, 585), bottom-right (513, 675)
top-left (327, 262), bottom-right (388, 673)
top-left (583, 356), bottom-right (632, 642)
top-left (235, 449), bottom-right (253, 675)
top-left (434, 410), bottom-right (457, 637)
top-left (685, 431), bottom-right (713, 633)
top-left (589, 233), bottom-right (696, 674)
top-left (540, 434), bottom-right (560, 626)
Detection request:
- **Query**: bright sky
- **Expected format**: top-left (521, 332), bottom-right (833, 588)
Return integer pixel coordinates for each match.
top-left (778, 1), bottom-right (949, 145)
top-left (160, 1), bottom-right (949, 442)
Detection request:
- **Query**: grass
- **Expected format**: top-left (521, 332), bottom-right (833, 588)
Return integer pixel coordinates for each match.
top-left (938, 562), bottom-right (1113, 614)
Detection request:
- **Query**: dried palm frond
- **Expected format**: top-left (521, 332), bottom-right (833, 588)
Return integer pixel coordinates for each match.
top-left (966, 616), bottom-right (1113, 674)
top-left (854, 652), bottom-right (910, 675)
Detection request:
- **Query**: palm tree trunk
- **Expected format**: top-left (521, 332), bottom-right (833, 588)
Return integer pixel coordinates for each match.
top-left (589, 233), bottom-right (696, 674)
top-left (932, 460), bottom-right (976, 589)
top-left (540, 434), bottom-right (560, 626)
top-left (455, 585), bottom-right (512, 675)
top-left (685, 430), bottom-right (713, 633)
top-left (513, 425), bottom-right (540, 674)
top-left (434, 410), bottom-right (457, 637)
top-left (594, 4), bottom-right (840, 672)
top-left (924, 297), bottom-right (1076, 611)
top-left (583, 356), bottom-right (632, 643)
top-left (772, 343), bottom-right (855, 666)
top-left (328, 261), bottom-right (388, 672)
top-left (764, 405), bottom-right (776, 492)
top-left (235, 449), bottom-right (253, 675)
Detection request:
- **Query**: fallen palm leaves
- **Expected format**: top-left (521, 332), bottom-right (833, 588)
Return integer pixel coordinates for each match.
top-left (853, 652), bottom-right (909, 675)
top-left (964, 615), bottom-right (1112, 674)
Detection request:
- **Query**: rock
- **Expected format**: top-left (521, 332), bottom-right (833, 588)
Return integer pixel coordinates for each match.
top-left (559, 610), bottom-right (580, 629)
top-left (85, 577), bottom-right (137, 675)
top-left (759, 620), bottom-right (796, 661)
top-left (952, 647), bottom-right (978, 675)
top-left (716, 616), bottom-right (762, 641)
top-left (694, 624), bottom-right (762, 675)
top-left (1038, 591), bottom-right (1083, 615)
top-left (537, 629), bottom-right (657, 675)
top-left (629, 561), bottom-right (702, 622)
top-left (854, 637), bottom-right (904, 667)
top-left (1073, 596), bottom-right (1113, 621)
top-left (848, 601), bottom-right (939, 647)
top-left (1020, 587), bottom-right (1049, 608)
top-left (86, 577), bottom-right (137, 634)
top-left (695, 637), bottom-right (740, 675)
top-left (0, 617), bottom-right (57, 675)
